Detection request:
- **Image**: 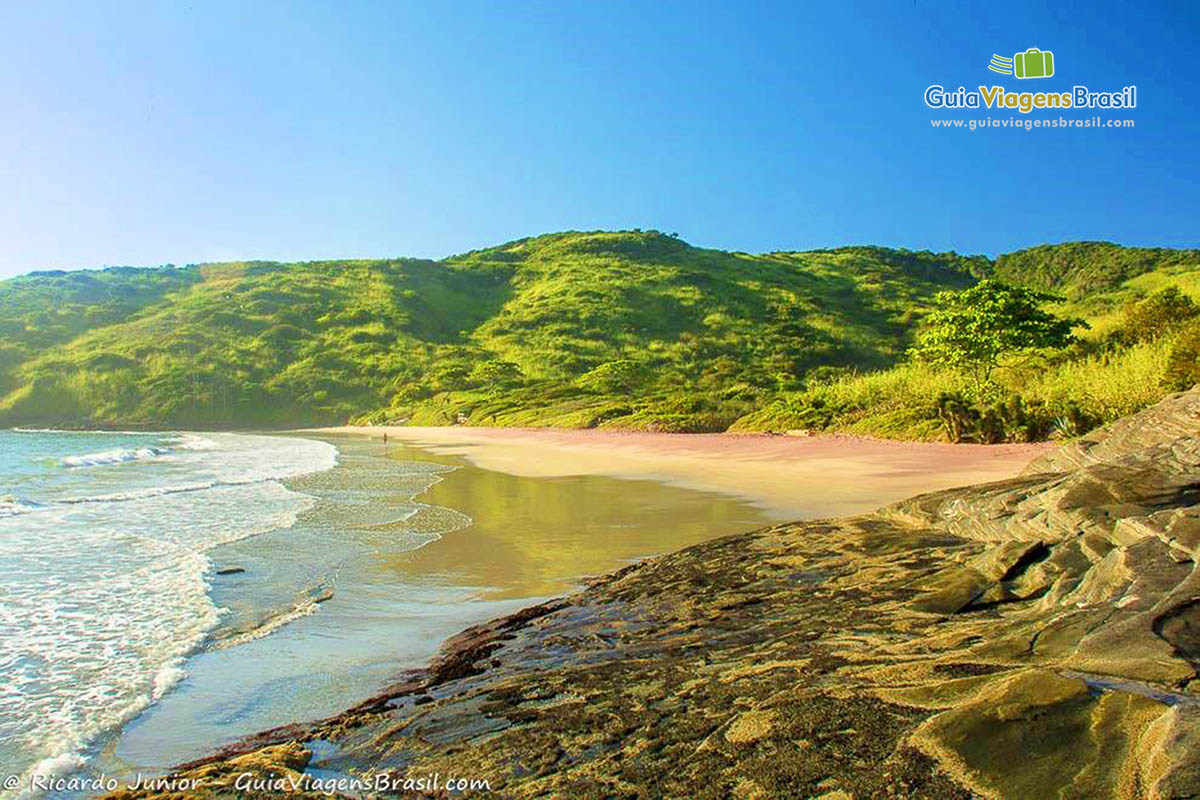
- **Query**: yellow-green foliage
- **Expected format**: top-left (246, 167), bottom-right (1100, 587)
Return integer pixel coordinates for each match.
top-left (0, 231), bottom-right (983, 429)
top-left (746, 258), bottom-right (1197, 441)
top-left (731, 364), bottom-right (971, 440)
top-left (1016, 341), bottom-right (1172, 421)
top-left (1162, 319), bottom-right (1200, 393)
top-left (1, 232), bottom-right (1196, 437)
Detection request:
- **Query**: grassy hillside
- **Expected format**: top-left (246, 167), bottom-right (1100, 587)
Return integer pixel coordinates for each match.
top-left (993, 242), bottom-right (1200, 299)
top-left (0, 231), bottom-right (983, 430)
top-left (738, 242), bottom-right (1200, 440)
top-left (0, 231), bottom-right (1194, 436)
top-left (0, 267), bottom-right (198, 397)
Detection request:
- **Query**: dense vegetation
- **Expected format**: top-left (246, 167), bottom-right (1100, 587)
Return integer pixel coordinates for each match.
top-left (739, 243), bottom-right (1200, 441)
top-left (0, 232), bottom-right (1195, 438)
top-left (909, 280), bottom-right (1085, 389)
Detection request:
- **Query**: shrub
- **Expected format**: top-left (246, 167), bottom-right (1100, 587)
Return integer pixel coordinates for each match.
top-left (1052, 403), bottom-right (1101, 439)
top-left (935, 392), bottom-right (1056, 443)
top-left (1017, 339), bottom-right (1170, 422)
top-left (576, 360), bottom-right (644, 393)
top-left (1122, 286), bottom-right (1199, 342)
top-left (468, 360), bottom-right (524, 388)
top-left (935, 392), bottom-right (977, 443)
top-left (1164, 320), bottom-right (1200, 391)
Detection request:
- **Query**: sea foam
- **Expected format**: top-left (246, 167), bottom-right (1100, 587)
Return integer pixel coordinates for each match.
top-left (60, 446), bottom-right (172, 468)
top-left (0, 432), bottom-right (337, 795)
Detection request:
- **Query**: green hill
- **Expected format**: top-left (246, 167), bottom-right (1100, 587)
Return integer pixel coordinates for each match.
top-left (739, 242), bottom-right (1200, 440)
top-left (993, 242), bottom-right (1200, 298)
top-left (0, 230), bottom-right (1195, 435)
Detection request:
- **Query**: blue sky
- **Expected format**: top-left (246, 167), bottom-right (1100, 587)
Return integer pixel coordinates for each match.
top-left (0, 1), bottom-right (1196, 277)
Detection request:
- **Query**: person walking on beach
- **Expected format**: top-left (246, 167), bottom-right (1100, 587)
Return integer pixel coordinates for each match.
top-left (383, 432), bottom-right (388, 445)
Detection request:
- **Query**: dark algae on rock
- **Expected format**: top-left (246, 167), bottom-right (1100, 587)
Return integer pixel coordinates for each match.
top-left (108, 391), bottom-right (1200, 799)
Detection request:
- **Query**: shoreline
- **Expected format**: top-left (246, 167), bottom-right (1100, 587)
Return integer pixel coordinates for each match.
top-left (111, 391), bottom-right (1200, 800)
top-left (16, 426), bottom-right (1044, 792)
top-left (88, 430), bottom-right (775, 786)
top-left (307, 425), bottom-right (1055, 520)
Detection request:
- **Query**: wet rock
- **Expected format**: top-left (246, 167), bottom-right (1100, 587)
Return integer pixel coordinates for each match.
top-left (108, 743), bottom-right (312, 799)
top-left (110, 389), bottom-right (1200, 800)
top-left (724, 710), bottom-right (777, 744)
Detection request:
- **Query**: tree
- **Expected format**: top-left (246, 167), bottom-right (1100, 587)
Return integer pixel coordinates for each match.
top-left (1121, 286), bottom-right (1199, 343)
top-left (1163, 319), bottom-right (1200, 391)
top-left (911, 280), bottom-right (1086, 388)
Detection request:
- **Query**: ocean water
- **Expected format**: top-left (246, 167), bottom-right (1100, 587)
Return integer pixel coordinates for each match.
top-left (0, 429), bottom-right (772, 798)
top-left (0, 430), bottom-right (338, 789)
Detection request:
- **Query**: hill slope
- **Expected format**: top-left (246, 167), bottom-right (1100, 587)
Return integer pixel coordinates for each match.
top-left (737, 243), bottom-right (1200, 440)
top-left (0, 231), bottom-right (1195, 432)
top-left (993, 241), bottom-right (1200, 300)
top-left (0, 231), bottom-right (983, 429)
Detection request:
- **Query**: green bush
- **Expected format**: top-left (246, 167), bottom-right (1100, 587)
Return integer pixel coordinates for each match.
top-left (576, 360), bottom-right (644, 393)
top-left (1121, 287), bottom-right (1199, 342)
top-left (935, 392), bottom-right (1058, 444)
top-left (468, 360), bottom-right (524, 388)
top-left (1164, 320), bottom-right (1200, 392)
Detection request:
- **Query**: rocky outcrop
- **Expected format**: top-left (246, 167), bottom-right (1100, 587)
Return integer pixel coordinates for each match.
top-left (109, 391), bottom-right (1200, 799)
top-left (1023, 389), bottom-right (1200, 473)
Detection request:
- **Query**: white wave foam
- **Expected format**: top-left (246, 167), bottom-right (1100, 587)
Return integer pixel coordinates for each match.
top-left (46, 434), bottom-right (338, 506)
top-left (0, 496), bottom-right (41, 517)
top-left (28, 751), bottom-right (85, 779)
top-left (170, 434), bottom-right (219, 451)
top-left (60, 446), bottom-right (172, 468)
top-left (10, 428), bottom-right (157, 435)
top-left (61, 479), bottom-right (242, 505)
top-left (0, 433), bottom-right (339, 791)
top-left (59, 476), bottom-right (322, 509)
top-left (19, 749), bottom-right (88, 798)
top-left (212, 596), bottom-right (324, 650)
top-left (152, 659), bottom-right (188, 700)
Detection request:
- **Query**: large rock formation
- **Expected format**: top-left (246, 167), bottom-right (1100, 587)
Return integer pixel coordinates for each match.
top-left (110, 391), bottom-right (1200, 799)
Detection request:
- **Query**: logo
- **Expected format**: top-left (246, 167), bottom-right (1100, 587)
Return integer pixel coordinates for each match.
top-left (924, 44), bottom-right (1136, 116)
top-left (988, 48), bottom-right (1055, 79)
top-left (988, 54), bottom-right (1013, 75)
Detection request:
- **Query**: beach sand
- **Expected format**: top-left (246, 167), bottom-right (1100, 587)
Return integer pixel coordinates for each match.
top-left (310, 426), bottom-right (1055, 520)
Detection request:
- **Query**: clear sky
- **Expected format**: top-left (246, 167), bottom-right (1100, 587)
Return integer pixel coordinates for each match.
top-left (0, 1), bottom-right (1196, 277)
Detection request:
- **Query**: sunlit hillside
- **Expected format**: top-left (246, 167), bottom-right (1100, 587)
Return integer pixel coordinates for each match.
top-left (1, 232), bottom-right (1196, 436)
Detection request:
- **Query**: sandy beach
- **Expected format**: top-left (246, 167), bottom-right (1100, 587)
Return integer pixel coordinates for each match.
top-left (310, 426), bottom-right (1055, 519)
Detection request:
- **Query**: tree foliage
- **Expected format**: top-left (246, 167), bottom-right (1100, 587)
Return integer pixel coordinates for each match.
top-left (911, 280), bottom-right (1086, 388)
top-left (1164, 319), bottom-right (1200, 392)
top-left (1122, 287), bottom-right (1199, 343)
top-left (993, 242), bottom-right (1200, 298)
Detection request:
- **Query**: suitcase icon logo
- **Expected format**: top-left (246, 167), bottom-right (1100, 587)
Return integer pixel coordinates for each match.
top-left (988, 48), bottom-right (1055, 79)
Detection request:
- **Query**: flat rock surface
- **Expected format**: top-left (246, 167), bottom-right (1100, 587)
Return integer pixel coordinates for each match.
top-left (111, 391), bottom-right (1200, 799)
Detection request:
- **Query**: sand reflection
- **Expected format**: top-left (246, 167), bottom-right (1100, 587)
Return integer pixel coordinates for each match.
top-left (372, 442), bottom-right (770, 599)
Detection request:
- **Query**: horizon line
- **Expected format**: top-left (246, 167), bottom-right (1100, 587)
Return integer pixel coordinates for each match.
top-left (5, 230), bottom-right (1199, 280)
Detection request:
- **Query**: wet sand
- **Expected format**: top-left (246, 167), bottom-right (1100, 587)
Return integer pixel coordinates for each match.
top-left (107, 393), bottom-right (1200, 800)
top-left (105, 435), bottom-right (772, 774)
top-left (311, 426), bottom-right (1055, 519)
top-left (103, 428), bottom-right (1048, 781)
